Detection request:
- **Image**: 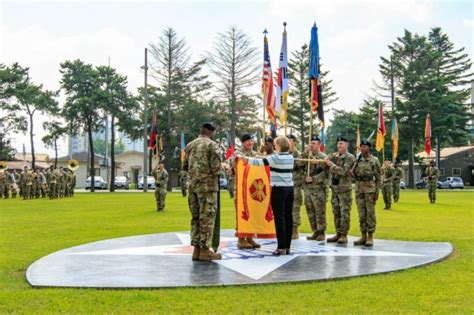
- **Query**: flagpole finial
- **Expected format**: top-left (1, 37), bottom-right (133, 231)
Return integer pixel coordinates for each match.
top-left (313, 22), bottom-right (317, 27)
top-left (263, 29), bottom-right (268, 35)
top-left (283, 21), bottom-right (287, 27)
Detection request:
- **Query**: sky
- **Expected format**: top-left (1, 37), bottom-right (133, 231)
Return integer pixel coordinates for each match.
top-left (1, 0), bottom-right (473, 156)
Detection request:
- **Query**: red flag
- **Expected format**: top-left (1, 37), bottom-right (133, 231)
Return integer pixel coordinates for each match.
top-left (225, 144), bottom-right (235, 161)
top-left (424, 114), bottom-right (431, 155)
top-left (149, 111), bottom-right (157, 154)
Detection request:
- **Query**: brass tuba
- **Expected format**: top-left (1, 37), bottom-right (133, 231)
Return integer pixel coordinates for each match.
top-left (0, 161), bottom-right (7, 173)
top-left (68, 159), bottom-right (79, 172)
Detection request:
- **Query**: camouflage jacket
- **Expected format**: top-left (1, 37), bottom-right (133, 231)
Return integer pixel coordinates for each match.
top-left (0, 171), bottom-right (7, 185)
top-left (381, 165), bottom-right (395, 184)
top-left (298, 151), bottom-right (329, 188)
top-left (425, 166), bottom-right (439, 183)
top-left (393, 167), bottom-right (403, 183)
top-left (353, 154), bottom-right (381, 194)
top-left (291, 149), bottom-right (305, 188)
top-left (151, 168), bottom-right (169, 190)
top-left (328, 151), bottom-right (356, 193)
top-left (178, 171), bottom-right (189, 186)
top-left (183, 135), bottom-right (222, 193)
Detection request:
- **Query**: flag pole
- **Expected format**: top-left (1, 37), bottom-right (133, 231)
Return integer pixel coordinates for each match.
top-left (283, 22), bottom-right (288, 137)
top-left (307, 80), bottom-right (314, 176)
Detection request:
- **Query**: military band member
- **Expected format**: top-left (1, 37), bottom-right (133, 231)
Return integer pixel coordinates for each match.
top-left (392, 161), bottom-right (403, 203)
top-left (324, 136), bottom-right (356, 244)
top-left (425, 160), bottom-right (439, 204)
top-left (381, 159), bottom-right (395, 209)
top-left (298, 135), bottom-right (329, 241)
top-left (183, 122), bottom-right (222, 261)
top-left (0, 168), bottom-right (9, 199)
top-left (353, 140), bottom-right (381, 247)
top-left (151, 162), bottom-right (169, 211)
top-left (288, 134), bottom-right (305, 240)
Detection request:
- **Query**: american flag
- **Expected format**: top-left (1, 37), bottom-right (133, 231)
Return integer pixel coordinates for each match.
top-left (262, 31), bottom-right (276, 125)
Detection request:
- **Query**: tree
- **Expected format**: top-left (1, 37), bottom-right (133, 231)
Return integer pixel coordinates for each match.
top-left (42, 120), bottom-right (67, 168)
top-left (0, 63), bottom-right (28, 136)
top-left (287, 44), bottom-right (338, 146)
top-left (208, 25), bottom-right (260, 145)
top-left (61, 60), bottom-right (104, 192)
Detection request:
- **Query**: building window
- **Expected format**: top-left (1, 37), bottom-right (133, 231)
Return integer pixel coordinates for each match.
top-left (452, 168), bottom-right (461, 176)
top-left (439, 168), bottom-right (445, 176)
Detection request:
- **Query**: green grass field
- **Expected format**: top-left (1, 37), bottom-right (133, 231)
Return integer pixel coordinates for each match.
top-left (1, 190), bottom-right (473, 314)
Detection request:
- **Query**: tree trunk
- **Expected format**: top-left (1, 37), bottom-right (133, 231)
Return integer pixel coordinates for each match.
top-left (164, 35), bottom-right (173, 192)
top-left (109, 115), bottom-right (115, 192)
top-left (88, 122), bottom-right (95, 192)
top-left (54, 138), bottom-right (58, 168)
top-left (29, 113), bottom-right (36, 170)
top-left (230, 30), bottom-right (237, 146)
top-left (408, 138), bottom-right (414, 188)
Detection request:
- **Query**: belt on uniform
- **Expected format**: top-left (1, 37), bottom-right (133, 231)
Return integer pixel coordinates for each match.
top-left (356, 176), bottom-right (375, 182)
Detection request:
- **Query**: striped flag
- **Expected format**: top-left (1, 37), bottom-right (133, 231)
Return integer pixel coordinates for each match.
top-left (375, 104), bottom-right (386, 152)
top-left (180, 132), bottom-right (186, 163)
top-left (392, 118), bottom-right (399, 161)
top-left (276, 25), bottom-right (289, 123)
top-left (262, 30), bottom-right (277, 125)
top-left (149, 111), bottom-right (158, 157)
top-left (424, 114), bottom-right (431, 155)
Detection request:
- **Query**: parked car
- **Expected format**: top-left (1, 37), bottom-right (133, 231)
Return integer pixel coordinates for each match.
top-left (400, 181), bottom-right (407, 189)
top-left (438, 177), bottom-right (464, 189)
top-left (85, 176), bottom-right (107, 190)
top-left (114, 176), bottom-right (129, 189)
top-left (415, 178), bottom-right (427, 189)
top-left (219, 176), bottom-right (228, 189)
top-left (138, 176), bottom-right (156, 189)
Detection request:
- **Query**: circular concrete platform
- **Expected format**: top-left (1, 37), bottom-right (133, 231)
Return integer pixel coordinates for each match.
top-left (26, 230), bottom-right (452, 288)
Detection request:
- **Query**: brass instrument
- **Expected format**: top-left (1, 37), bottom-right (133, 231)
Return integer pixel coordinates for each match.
top-left (0, 161), bottom-right (7, 173)
top-left (68, 159), bottom-right (79, 172)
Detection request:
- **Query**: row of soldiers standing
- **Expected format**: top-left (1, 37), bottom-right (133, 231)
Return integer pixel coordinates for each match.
top-left (0, 165), bottom-right (76, 200)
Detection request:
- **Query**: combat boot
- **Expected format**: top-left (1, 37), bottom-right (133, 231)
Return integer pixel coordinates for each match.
top-left (365, 232), bottom-right (374, 246)
top-left (353, 232), bottom-right (367, 246)
top-left (247, 237), bottom-right (261, 249)
top-left (192, 246), bottom-right (200, 261)
top-left (306, 232), bottom-right (318, 240)
top-left (316, 232), bottom-right (326, 241)
top-left (337, 234), bottom-right (348, 244)
top-left (198, 248), bottom-right (222, 261)
top-left (326, 233), bottom-right (341, 242)
top-left (237, 238), bottom-right (253, 249)
top-left (292, 227), bottom-right (299, 240)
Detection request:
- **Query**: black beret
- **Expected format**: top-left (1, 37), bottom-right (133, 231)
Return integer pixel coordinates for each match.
top-left (287, 134), bottom-right (297, 141)
top-left (241, 133), bottom-right (253, 142)
top-left (360, 139), bottom-right (371, 147)
top-left (311, 135), bottom-right (321, 141)
top-left (336, 135), bottom-right (348, 143)
top-left (202, 122), bottom-right (216, 131)
top-left (265, 136), bottom-right (274, 143)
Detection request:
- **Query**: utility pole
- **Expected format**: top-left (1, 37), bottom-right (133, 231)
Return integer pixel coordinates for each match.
top-left (390, 57), bottom-right (395, 163)
top-left (143, 48), bottom-right (149, 192)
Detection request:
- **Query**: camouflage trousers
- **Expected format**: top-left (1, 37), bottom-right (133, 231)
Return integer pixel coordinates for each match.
top-left (428, 182), bottom-right (437, 202)
top-left (188, 191), bottom-right (217, 249)
top-left (304, 186), bottom-right (327, 232)
top-left (155, 188), bottom-right (167, 210)
top-left (392, 181), bottom-right (400, 202)
top-left (228, 178), bottom-right (235, 199)
top-left (24, 185), bottom-right (32, 200)
top-left (181, 186), bottom-right (187, 197)
top-left (330, 189), bottom-right (352, 235)
top-left (382, 183), bottom-right (392, 208)
top-left (356, 192), bottom-right (377, 233)
top-left (0, 184), bottom-right (8, 199)
top-left (292, 184), bottom-right (303, 228)
top-left (49, 183), bottom-right (57, 199)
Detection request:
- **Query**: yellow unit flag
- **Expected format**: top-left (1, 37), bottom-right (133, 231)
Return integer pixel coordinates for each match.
top-left (235, 157), bottom-right (276, 238)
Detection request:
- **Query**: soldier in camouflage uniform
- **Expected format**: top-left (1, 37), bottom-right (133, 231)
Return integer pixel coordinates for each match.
top-left (19, 166), bottom-right (28, 199)
top-left (48, 168), bottom-right (60, 199)
top-left (288, 134), bottom-right (305, 239)
top-left (24, 168), bottom-right (34, 200)
top-left (33, 170), bottom-right (42, 198)
top-left (381, 159), bottom-right (395, 209)
top-left (151, 162), bottom-right (169, 211)
top-left (229, 133), bottom-right (261, 249)
top-left (297, 135), bottom-right (329, 241)
top-left (353, 140), bottom-right (381, 247)
top-left (67, 169), bottom-right (76, 197)
top-left (425, 160), bottom-right (439, 204)
top-left (0, 169), bottom-right (8, 199)
top-left (324, 136), bottom-right (356, 244)
top-left (392, 161), bottom-right (403, 203)
top-left (183, 122), bottom-right (222, 261)
top-left (178, 169), bottom-right (189, 197)
top-left (10, 170), bottom-right (19, 198)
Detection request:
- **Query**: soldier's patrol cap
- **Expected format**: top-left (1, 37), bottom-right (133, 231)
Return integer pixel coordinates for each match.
top-left (202, 122), bottom-right (216, 131)
top-left (287, 134), bottom-right (297, 141)
top-left (336, 135), bottom-right (348, 143)
top-left (311, 135), bottom-right (321, 142)
top-left (241, 133), bottom-right (253, 142)
top-left (360, 139), bottom-right (371, 147)
top-left (264, 136), bottom-right (274, 143)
